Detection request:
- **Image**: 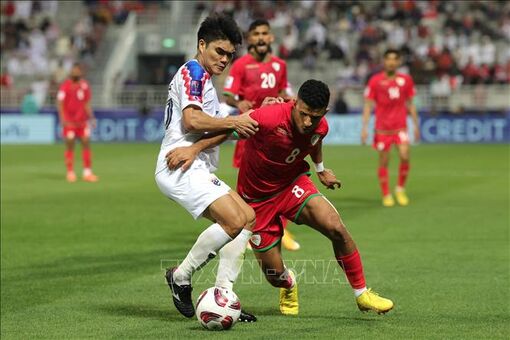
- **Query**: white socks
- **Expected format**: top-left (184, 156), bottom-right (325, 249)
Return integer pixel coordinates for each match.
top-left (174, 223), bottom-right (232, 285)
top-left (215, 228), bottom-right (252, 290)
top-left (354, 287), bottom-right (367, 297)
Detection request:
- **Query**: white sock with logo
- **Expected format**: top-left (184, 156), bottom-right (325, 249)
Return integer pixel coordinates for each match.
top-left (215, 228), bottom-right (252, 290)
top-left (174, 223), bottom-right (232, 285)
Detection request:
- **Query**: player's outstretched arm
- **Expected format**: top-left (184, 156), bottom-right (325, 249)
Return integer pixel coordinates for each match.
top-left (361, 100), bottom-right (373, 145)
top-left (182, 105), bottom-right (258, 138)
top-left (165, 131), bottom-right (231, 171)
top-left (310, 140), bottom-right (341, 190)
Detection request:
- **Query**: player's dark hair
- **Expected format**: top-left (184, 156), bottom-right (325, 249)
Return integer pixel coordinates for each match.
top-left (384, 48), bottom-right (401, 58)
top-left (197, 13), bottom-right (242, 47)
top-left (297, 79), bottom-right (330, 110)
top-left (248, 19), bottom-right (270, 32)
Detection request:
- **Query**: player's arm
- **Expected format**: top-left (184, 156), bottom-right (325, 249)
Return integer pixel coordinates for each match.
top-left (224, 93), bottom-right (253, 113)
top-left (85, 101), bottom-right (96, 128)
top-left (56, 87), bottom-right (67, 127)
top-left (310, 140), bottom-right (341, 190)
top-left (361, 99), bottom-right (373, 145)
top-left (166, 130), bottom-right (231, 171)
top-left (56, 99), bottom-right (66, 127)
top-left (182, 105), bottom-right (258, 138)
top-left (407, 99), bottom-right (420, 142)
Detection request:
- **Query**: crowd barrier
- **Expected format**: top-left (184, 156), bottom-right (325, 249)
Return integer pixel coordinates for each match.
top-left (1, 109), bottom-right (508, 144)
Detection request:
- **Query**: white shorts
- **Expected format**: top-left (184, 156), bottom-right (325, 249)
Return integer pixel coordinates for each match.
top-left (155, 167), bottom-right (231, 220)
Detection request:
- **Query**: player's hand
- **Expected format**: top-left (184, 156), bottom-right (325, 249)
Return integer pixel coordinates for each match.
top-left (232, 114), bottom-right (259, 138)
top-left (237, 100), bottom-right (254, 113)
top-left (165, 146), bottom-right (198, 172)
top-left (261, 96), bottom-right (284, 107)
top-left (89, 117), bottom-right (97, 129)
top-left (414, 127), bottom-right (420, 142)
top-left (317, 169), bottom-right (341, 190)
top-left (361, 128), bottom-right (368, 145)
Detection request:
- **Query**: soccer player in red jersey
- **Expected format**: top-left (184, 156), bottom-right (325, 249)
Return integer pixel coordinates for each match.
top-left (361, 49), bottom-right (420, 206)
top-left (167, 80), bottom-right (394, 316)
top-left (223, 19), bottom-right (289, 169)
top-left (223, 19), bottom-right (300, 251)
top-left (57, 63), bottom-right (98, 182)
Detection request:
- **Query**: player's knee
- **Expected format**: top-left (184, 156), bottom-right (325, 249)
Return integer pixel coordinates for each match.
top-left (223, 214), bottom-right (246, 237)
top-left (325, 216), bottom-right (348, 242)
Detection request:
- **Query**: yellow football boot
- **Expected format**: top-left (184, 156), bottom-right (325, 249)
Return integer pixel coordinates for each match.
top-left (395, 189), bottom-right (409, 206)
top-left (382, 194), bottom-right (395, 207)
top-left (356, 288), bottom-right (394, 314)
top-left (282, 229), bottom-right (301, 251)
top-left (279, 270), bottom-right (298, 315)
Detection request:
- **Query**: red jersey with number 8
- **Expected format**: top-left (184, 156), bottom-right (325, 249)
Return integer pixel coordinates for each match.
top-left (364, 71), bottom-right (416, 131)
top-left (237, 101), bottom-right (328, 200)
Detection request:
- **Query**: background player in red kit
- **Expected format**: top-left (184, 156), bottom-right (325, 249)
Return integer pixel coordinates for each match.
top-left (223, 19), bottom-right (288, 169)
top-left (223, 19), bottom-right (300, 251)
top-left (57, 63), bottom-right (98, 182)
top-left (361, 49), bottom-right (419, 207)
top-left (168, 80), bottom-right (394, 316)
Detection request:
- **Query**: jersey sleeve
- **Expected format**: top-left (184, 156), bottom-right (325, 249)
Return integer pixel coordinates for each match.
top-left (364, 76), bottom-right (376, 100)
top-left (83, 82), bottom-right (91, 101)
top-left (179, 61), bottom-right (209, 110)
top-left (223, 59), bottom-right (243, 97)
top-left (406, 76), bottom-right (416, 99)
top-left (57, 82), bottom-right (66, 101)
top-left (278, 62), bottom-right (288, 93)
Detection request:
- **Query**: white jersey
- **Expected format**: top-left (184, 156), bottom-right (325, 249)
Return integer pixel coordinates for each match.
top-left (156, 59), bottom-right (228, 174)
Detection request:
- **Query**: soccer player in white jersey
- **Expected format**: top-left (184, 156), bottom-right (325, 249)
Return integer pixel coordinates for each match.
top-left (155, 14), bottom-right (259, 321)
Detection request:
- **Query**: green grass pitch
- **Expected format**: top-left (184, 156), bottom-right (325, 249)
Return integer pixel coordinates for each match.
top-left (1, 143), bottom-right (508, 339)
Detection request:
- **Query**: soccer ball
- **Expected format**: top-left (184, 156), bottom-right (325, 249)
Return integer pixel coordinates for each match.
top-left (195, 287), bottom-right (241, 331)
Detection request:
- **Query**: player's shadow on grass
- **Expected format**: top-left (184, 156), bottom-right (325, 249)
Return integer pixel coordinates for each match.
top-left (97, 303), bottom-right (183, 321)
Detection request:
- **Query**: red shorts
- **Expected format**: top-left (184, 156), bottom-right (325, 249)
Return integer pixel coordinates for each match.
top-left (372, 130), bottom-right (409, 152)
top-left (63, 125), bottom-right (90, 139)
top-left (232, 139), bottom-right (246, 168)
top-left (247, 174), bottom-right (322, 252)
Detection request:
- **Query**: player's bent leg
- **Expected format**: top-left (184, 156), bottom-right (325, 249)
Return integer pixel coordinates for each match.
top-left (296, 196), bottom-right (393, 314)
top-left (253, 245), bottom-right (298, 315)
top-left (204, 193), bottom-right (249, 238)
top-left (168, 195), bottom-right (245, 318)
top-left (395, 143), bottom-right (410, 206)
top-left (214, 192), bottom-right (254, 290)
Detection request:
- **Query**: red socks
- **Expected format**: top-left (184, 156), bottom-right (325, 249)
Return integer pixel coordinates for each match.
top-left (378, 167), bottom-right (390, 196)
top-left (278, 270), bottom-right (294, 289)
top-left (83, 149), bottom-right (92, 169)
top-left (398, 162), bottom-right (410, 187)
top-left (336, 249), bottom-right (366, 289)
top-left (65, 150), bottom-right (73, 172)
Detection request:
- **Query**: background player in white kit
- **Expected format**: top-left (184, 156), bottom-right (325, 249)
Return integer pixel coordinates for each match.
top-left (154, 14), bottom-right (259, 321)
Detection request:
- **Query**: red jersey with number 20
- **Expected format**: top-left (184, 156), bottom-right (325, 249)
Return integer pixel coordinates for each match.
top-left (223, 54), bottom-right (287, 110)
top-left (364, 72), bottom-right (416, 131)
top-left (237, 101), bottom-right (329, 200)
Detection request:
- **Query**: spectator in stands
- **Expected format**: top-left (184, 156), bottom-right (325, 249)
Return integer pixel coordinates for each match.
top-left (21, 88), bottom-right (39, 114)
top-left (333, 90), bottom-right (349, 114)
